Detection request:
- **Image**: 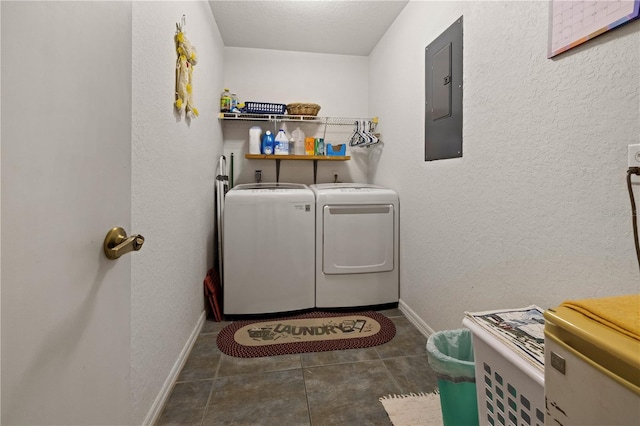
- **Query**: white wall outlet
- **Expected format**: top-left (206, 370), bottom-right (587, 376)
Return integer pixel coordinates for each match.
top-left (629, 144), bottom-right (640, 168)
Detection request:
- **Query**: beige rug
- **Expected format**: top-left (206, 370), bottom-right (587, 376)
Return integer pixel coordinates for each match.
top-left (234, 314), bottom-right (381, 346)
top-left (379, 392), bottom-right (443, 426)
top-left (217, 311), bottom-right (396, 357)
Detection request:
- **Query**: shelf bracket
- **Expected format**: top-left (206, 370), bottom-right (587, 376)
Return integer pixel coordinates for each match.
top-left (313, 160), bottom-right (318, 184)
top-left (244, 154), bottom-right (350, 185)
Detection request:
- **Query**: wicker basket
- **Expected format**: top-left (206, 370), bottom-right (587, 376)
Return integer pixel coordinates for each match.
top-left (286, 103), bottom-right (321, 116)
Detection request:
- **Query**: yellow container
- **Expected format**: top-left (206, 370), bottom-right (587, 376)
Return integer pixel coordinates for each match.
top-left (304, 137), bottom-right (315, 155)
top-left (544, 295), bottom-right (640, 425)
top-left (544, 298), bottom-right (640, 394)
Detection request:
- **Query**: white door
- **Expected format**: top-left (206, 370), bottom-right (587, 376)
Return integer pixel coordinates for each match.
top-left (1, 2), bottom-right (133, 424)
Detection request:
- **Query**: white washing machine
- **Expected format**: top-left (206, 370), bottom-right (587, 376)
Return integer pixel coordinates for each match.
top-left (223, 183), bottom-right (315, 315)
top-left (310, 183), bottom-right (399, 308)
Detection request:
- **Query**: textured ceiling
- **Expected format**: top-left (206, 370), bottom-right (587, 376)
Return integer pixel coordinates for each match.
top-left (208, 0), bottom-right (409, 56)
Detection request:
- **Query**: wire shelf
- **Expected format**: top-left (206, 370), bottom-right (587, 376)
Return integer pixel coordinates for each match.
top-left (219, 113), bottom-right (377, 127)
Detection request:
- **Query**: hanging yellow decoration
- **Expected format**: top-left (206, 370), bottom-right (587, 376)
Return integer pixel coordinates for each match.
top-left (175, 16), bottom-right (198, 118)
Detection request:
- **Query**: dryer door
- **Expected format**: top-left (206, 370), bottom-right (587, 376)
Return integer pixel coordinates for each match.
top-left (323, 204), bottom-right (394, 274)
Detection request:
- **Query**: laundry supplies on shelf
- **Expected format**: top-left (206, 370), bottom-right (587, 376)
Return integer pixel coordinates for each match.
top-left (274, 129), bottom-right (289, 155)
top-left (220, 88), bottom-right (232, 112)
top-left (249, 126), bottom-right (262, 155)
top-left (291, 127), bottom-right (306, 155)
top-left (261, 130), bottom-right (275, 155)
top-left (327, 144), bottom-right (346, 156)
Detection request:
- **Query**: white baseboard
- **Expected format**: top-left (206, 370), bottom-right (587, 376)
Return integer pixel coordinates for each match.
top-left (143, 310), bottom-right (206, 426)
top-left (398, 299), bottom-right (436, 337)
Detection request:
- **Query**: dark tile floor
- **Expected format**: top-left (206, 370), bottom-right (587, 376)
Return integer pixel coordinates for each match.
top-left (157, 308), bottom-right (438, 426)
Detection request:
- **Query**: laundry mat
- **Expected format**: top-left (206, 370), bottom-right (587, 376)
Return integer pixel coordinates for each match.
top-left (216, 311), bottom-right (396, 357)
top-left (379, 392), bottom-right (443, 426)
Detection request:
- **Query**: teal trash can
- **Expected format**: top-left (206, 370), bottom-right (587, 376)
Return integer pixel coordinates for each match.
top-left (426, 328), bottom-right (479, 426)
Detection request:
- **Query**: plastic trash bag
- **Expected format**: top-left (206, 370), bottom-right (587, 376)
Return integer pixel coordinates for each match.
top-left (426, 328), bottom-right (476, 381)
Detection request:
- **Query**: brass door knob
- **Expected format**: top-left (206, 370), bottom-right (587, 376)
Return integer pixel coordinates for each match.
top-left (104, 227), bottom-right (145, 260)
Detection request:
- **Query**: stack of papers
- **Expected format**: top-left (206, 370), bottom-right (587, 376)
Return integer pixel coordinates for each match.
top-left (464, 305), bottom-right (545, 372)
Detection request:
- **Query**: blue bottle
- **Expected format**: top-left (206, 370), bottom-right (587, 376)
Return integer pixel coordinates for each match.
top-left (261, 130), bottom-right (274, 155)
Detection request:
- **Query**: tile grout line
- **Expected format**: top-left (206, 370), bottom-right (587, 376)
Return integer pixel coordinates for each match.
top-left (301, 355), bottom-right (315, 426)
top-left (378, 314), bottom-right (408, 395)
top-left (302, 356), bottom-right (392, 372)
top-left (198, 334), bottom-right (226, 426)
top-left (198, 379), bottom-right (216, 426)
top-left (381, 357), bottom-right (407, 395)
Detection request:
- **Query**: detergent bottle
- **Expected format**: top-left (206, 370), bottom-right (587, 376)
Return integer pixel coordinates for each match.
top-left (274, 129), bottom-right (289, 155)
top-left (261, 130), bottom-right (274, 155)
top-left (291, 127), bottom-right (305, 155)
top-left (220, 88), bottom-right (232, 112)
top-left (249, 126), bottom-right (262, 155)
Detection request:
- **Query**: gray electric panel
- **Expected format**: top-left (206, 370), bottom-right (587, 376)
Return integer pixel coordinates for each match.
top-left (425, 16), bottom-right (463, 161)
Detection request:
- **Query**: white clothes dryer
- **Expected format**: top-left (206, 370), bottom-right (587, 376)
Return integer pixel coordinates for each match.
top-left (223, 183), bottom-right (315, 315)
top-left (310, 183), bottom-right (399, 308)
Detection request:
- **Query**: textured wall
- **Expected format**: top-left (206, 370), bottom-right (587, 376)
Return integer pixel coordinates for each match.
top-left (1, 3), bottom-right (3, 421)
top-left (131, 2), bottom-right (224, 423)
top-left (222, 47), bottom-right (370, 185)
top-left (370, 1), bottom-right (640, 331)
